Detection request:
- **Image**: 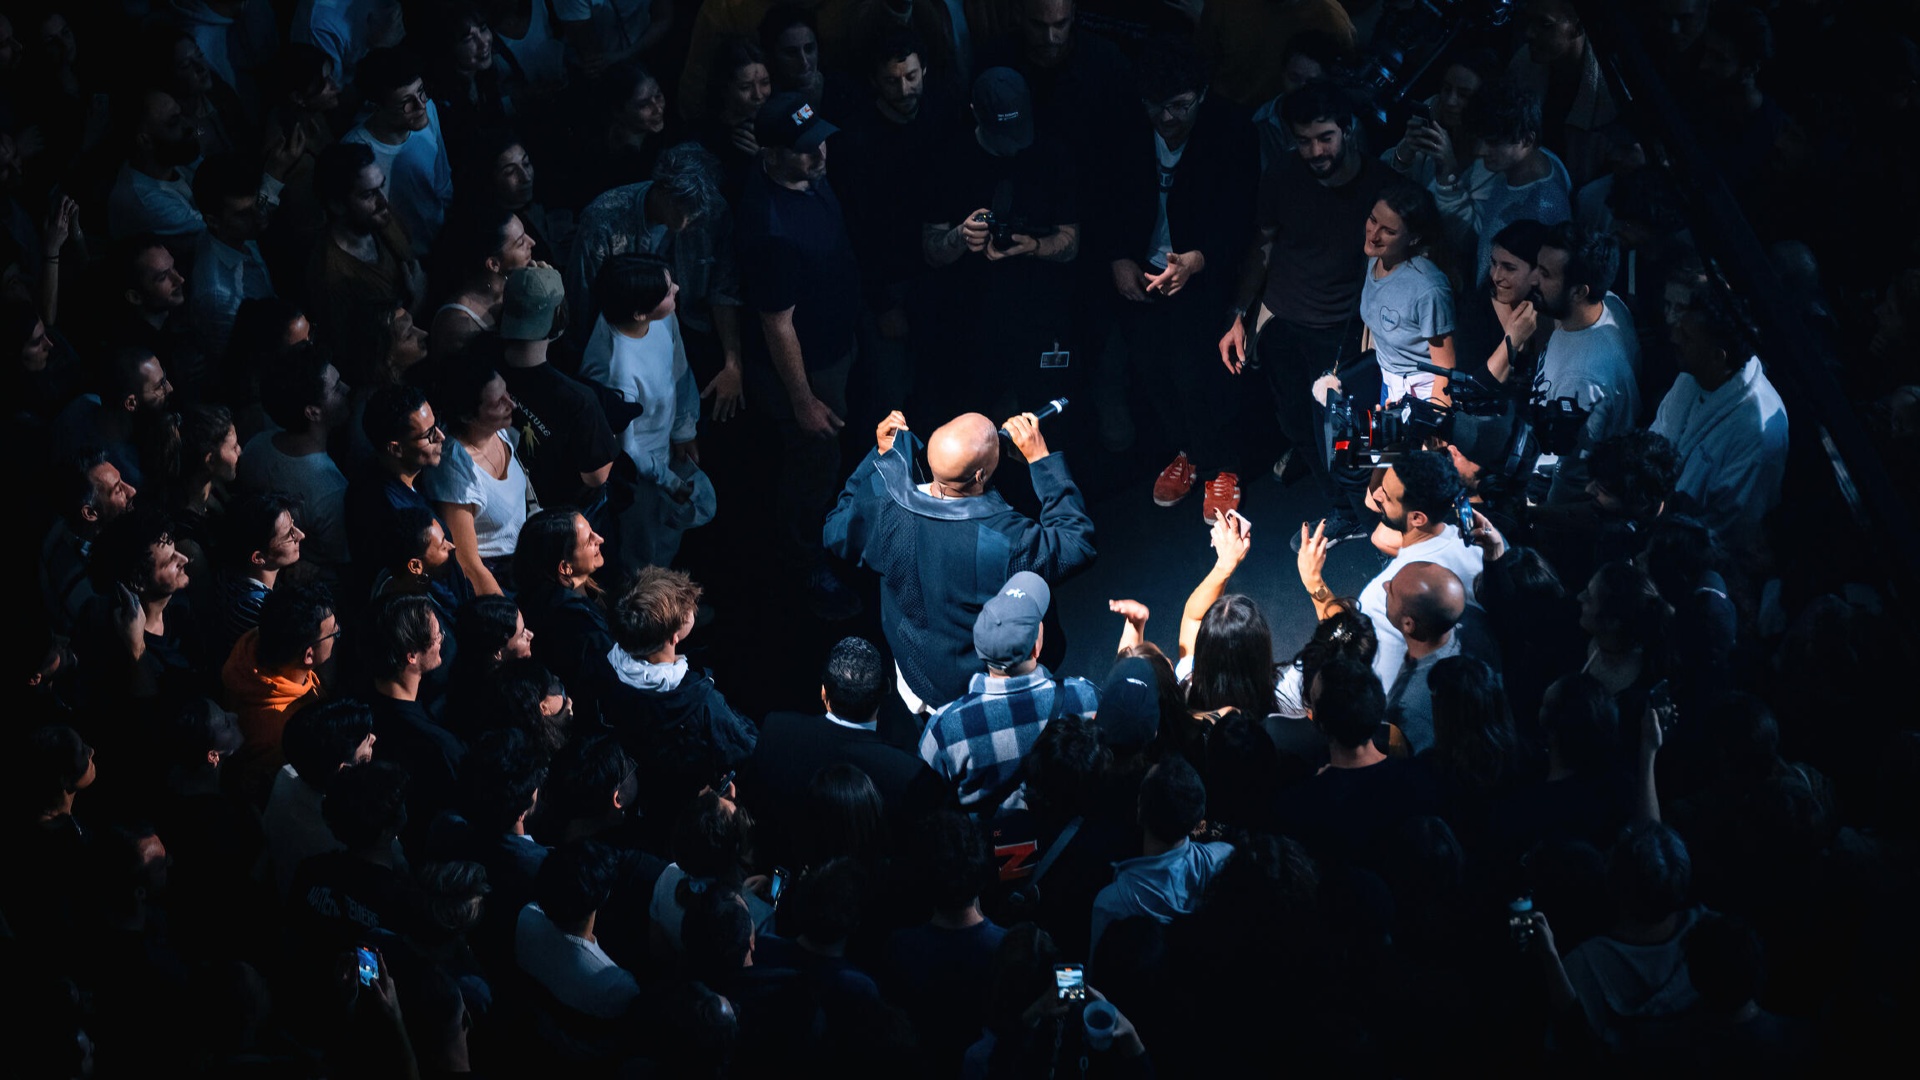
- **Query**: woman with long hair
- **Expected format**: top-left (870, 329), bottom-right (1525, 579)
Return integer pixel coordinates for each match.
top-left (697, 38), bottom-right (772, 203)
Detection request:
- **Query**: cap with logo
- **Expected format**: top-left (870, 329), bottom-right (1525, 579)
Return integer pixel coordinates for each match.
top-left (754, 91), bottom-right (839, 151)
top-left (500, 266), bottom-right (566, 341)
top-left (972, 67), bottom-right (1035, 156)
top-left (974, 570), bottom-right (1051, 669)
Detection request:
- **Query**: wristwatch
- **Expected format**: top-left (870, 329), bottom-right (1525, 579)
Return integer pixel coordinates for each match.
top-left (1309, 583), bottom-right (1332, 603)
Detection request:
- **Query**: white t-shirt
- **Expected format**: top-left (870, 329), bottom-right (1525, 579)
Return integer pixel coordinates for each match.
top-left (1146, 134), bottom-right (1186, 268)
top-left (514, 902), bottom-right (642, 1019)
top-left (1360, 526), bottom-right (1485, 689)
top-left (342, 100), bottom-right (454, 254)
top-left (496, 0), bottom-right (568, 86)
top-left (237, 430), bottom-right (350, 573)
top-left (418, 431), bottom-right (535, 558)
top-left (579, 314), bottom-right (698, 493)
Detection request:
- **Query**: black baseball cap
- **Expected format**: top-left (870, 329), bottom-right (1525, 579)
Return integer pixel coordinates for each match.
top-left (972, 67), bottom-right (1034, 155)
top-left (754, 92), bottom-right (838, 151)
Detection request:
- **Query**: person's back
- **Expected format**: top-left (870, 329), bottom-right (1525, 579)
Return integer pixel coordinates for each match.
top-left (1090, 756), bottom-right (1233, 954)
top-left (1562, 822), bottom-right (1706, 1051)
top-left (516, 841), bottom-right (641, 1020)
top-left (1272, 657), bottom-right (1440, 868)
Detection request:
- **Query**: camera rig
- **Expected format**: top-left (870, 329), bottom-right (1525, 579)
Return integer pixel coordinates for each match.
top-left (1328, 358), bottom-right (1590, 501)
top-left (1336, 0), bottom-right (1519, 125)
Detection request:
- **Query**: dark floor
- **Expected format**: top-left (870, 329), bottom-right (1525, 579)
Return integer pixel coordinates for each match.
top-left (679, 384), bottom-right (1391, 739)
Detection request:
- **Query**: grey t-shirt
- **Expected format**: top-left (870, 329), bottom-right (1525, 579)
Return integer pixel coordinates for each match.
top-left (1361, 255), bottom-right (1455, 378)
top-left (1540, 297), bottom-right (1642, 502)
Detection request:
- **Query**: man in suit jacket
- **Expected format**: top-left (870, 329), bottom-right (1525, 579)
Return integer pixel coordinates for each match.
top-left (743, 637), bottom-right (952, 869)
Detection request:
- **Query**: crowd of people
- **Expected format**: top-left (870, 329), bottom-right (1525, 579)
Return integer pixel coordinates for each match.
top-left (8, 0), bottom-right (1919, 1075)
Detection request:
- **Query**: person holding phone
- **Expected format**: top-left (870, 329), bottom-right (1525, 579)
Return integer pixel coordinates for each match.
top-left (1382, 49), bottom-right (1499, 188)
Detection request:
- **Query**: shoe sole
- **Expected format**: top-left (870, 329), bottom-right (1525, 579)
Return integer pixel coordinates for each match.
top-left (1154, 492), bottom-right (1192, 507)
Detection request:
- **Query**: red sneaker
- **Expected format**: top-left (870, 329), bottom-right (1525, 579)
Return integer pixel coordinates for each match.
top-left (1153, 452), bottom-right (1197, 507)
top-left (1202, 472), bottom-right (1242, 522)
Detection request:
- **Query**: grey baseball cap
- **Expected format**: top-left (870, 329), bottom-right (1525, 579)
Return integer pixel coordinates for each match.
top-left (500, 266), bottom-right (566, 341)
top-left (974, 571), bottom-right (1051, 668)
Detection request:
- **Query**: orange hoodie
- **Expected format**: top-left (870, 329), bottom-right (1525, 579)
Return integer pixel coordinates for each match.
top-left (221, 628), bottom-right (321, 752)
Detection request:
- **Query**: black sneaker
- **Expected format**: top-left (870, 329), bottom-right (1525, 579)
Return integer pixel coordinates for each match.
top-left (1289, 512), bottom-right (1370, 552)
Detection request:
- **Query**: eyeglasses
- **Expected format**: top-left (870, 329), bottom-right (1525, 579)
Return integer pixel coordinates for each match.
top-left (312, 626), bottom-right (344, 646)
top-left (1142, 93), bottom-right (1202, 118)
top-left (413, 423), bottom-right (446, 444)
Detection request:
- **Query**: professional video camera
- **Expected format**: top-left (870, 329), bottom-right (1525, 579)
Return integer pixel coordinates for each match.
top-left (1328, 360), bottom-right (1590, 503)
top-left (1336, 0), bottom-right (1519, 124)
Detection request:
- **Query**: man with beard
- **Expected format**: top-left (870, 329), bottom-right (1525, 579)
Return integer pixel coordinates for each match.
top-left (1531, 222), bottom-right (1640, 506)
top-left (106, 86), bottom-right (206, 241)
top-left (53, 346), bottom-right (174, 492)
top-left (305, 141), bottom-right (426, 349)
top-left (100, 237), bottom-right (209, 398)
top-left (1298, 450), bottom-right (1485, 689)
top-left (834, 31), bottom-right (957, 415)
top-left (1219, 79), bottom-right (1388, 546)
top-left (738, 91), bottom-right (864, 621)
top-left (342, 47), bottom-right (455, 256)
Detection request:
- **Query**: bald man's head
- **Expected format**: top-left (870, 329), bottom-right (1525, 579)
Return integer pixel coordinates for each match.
top-left (927, 413), bottom-right (1000, 491)
top-left (1386, 561), bottom-right (1467, 643)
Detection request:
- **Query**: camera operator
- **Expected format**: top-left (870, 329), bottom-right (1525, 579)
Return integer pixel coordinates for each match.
top-left (825, 409), bottom-right (1096, 716)
top-left (921, 68), bottom-right (1079, 418)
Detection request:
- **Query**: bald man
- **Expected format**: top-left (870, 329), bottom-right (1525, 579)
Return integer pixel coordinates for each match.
top-left (826, 408), bottom-right (1096, 713)
top-left (1380, 560), bottom-right (1469, 753)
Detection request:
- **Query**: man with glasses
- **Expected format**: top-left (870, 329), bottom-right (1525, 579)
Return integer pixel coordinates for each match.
top-left (346, 384), bottom-right (474, 610)
top-left (1106, 37), bottom-right (1256, 523)
top-left (920, 66), bottom-right (1080, 417)
top-left (222, 582), bottom-right (336, 800)
top-left (342, 47), bottom-right (454, 255)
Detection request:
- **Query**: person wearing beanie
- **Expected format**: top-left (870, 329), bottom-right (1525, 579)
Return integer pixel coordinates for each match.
top-left (494, 266), bottom-right (621, 515)
top-left (918, 572), bottom-right (1099, 811)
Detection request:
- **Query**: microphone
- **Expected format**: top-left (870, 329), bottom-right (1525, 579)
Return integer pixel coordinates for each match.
top-left (1002, 398), bottom-right (1069, 436)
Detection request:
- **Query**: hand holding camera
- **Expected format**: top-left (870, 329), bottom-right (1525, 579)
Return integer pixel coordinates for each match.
top-left (960, 209), bottom-right (992, 253)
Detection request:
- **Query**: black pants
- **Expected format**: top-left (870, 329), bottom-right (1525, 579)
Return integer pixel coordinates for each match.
top-left (1122, 291), bottom-right (1238, 476)
top-left (1256, 316), bottom-right (1370, 514)
top-left (748, 350), bottom-right (855, 575)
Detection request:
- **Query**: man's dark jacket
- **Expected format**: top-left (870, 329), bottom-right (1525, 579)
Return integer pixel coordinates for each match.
top-left (744, 710), bottom-right (954, 866)
top-left (824, 433), bottom-right (1096, 708)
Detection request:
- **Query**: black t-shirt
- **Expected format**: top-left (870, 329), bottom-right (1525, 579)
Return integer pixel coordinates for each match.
top-left (921, 135), bottom-right (1079, 334)
top-left (1257, 153), bottom-right (1389, 327)
top-left (369, 695), bottom-right (466, 841)
top-left (1271, 755), bottom-right (1441, 868)
top-left (501, 361), bottom-right (619, 507)
top-left (737, 167), bottom-right (863, 368)
top-left (832, 94), bottom-right (959, 305)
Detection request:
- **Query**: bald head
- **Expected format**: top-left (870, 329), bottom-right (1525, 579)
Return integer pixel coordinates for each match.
top-left (1386, 561), bottom-right (1466, 643)
top-left (927, 413), bottom-right (1000, 490)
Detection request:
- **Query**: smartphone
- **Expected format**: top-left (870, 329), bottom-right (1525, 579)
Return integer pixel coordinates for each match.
top-left (1225, 508), bottom-right (1251, 535)
top-left (1407, 101), bottom-right (1433, 125)
top-left (712, 769), bottom-right (736, 796)
top-left (1507, 897), bottom-right (1535, 949)
top-left (1456, 492), bottom-right (1476, 540)
top-left (770, 867), bottom-right (789, 903)
top-left (356, 946), bottom-right (379, 987)
top-left (1054, 963), bottom-right (1086, 1002)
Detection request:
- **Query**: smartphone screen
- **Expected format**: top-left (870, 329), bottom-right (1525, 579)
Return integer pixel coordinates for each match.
top-left (1054, 963), bottom-right (1086, 1002)
top-left (356, 947), bottom-right (379, 987)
